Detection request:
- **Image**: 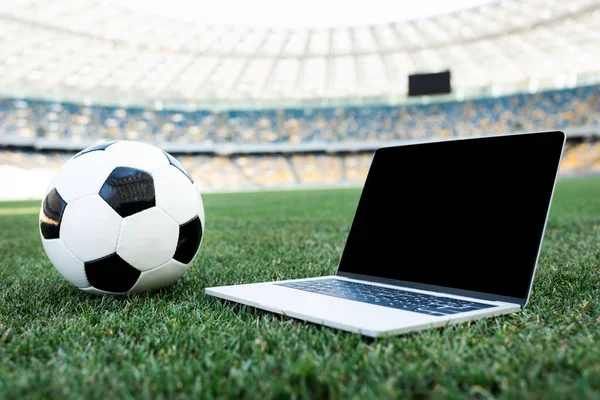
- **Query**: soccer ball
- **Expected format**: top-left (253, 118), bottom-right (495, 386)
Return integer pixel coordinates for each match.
top-left (39, 141), bottom-right (205, 295)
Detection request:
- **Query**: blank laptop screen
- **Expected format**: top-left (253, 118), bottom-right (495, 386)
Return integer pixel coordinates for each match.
top-left (338, 131), bottom-right (565, 301)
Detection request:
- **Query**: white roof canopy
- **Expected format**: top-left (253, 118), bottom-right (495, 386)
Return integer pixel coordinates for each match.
top-left (0, 0), bottom-right (599, 106)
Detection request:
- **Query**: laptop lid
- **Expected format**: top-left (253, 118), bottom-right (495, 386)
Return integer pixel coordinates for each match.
top-left (336, 131), bottom-right (566, 306)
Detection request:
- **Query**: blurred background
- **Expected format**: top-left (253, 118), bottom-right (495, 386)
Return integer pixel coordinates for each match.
top-left (1, 0), bottom-right (600, 199)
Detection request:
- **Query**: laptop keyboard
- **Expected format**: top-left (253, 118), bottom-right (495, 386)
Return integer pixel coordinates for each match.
top-left (276, 279), bottom-right (494, 316)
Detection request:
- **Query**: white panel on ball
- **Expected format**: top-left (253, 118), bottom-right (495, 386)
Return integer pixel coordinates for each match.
top-left (41, 239), bottom-right (89, 288)
top-left (116, 207), bottom-right (178, 271)
top-left (153, 165), bottom-right (203, 225)
top-left (48, 151), bottom-right (116, 202)
top-left (196, 185), bottom-right (205, 227)
top-left (128, 259), bottom-right (188, 293)
top-left (60, 195), bottom-right (123, 261)
top-left (104, 141), bottom-right (169, 173)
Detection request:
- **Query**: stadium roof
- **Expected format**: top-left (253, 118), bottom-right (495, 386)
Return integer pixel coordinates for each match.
top-left (116, 0), bottom-right (497, 29)
top-left (0, 0), bottom-right (599, 108)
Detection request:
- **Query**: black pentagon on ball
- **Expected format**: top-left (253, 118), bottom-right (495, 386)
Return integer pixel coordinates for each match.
top-left (163, 150), bottom-right (194, 183)
top-left (84, 253), bottom-right (141, 293)
top-left (40, 188), bottom-right (67, 240)
top-left (73, 141), bottom-right (117, 158)
top-left (99, 167), bottom-right (155, 218)
top-left (173, 216), bottom-right (203, 264)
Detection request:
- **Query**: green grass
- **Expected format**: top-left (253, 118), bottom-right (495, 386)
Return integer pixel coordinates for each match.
top-left (1, 178), bottom-right (599, 399)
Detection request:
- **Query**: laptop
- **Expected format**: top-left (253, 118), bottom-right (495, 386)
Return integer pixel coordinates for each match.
top-left (205, 131), bottom-right (566, 337)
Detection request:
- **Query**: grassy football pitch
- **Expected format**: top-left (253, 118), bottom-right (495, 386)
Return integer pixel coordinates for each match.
top-left (1, 177), bottom-right (599, 399)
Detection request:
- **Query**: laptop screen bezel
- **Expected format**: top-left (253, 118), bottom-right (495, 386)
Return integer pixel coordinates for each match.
top-left (335, 131), bottom-right (566, 306)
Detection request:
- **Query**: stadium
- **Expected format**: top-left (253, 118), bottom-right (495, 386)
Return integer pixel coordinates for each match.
top-left (1, 0), bottom-right (600, 398)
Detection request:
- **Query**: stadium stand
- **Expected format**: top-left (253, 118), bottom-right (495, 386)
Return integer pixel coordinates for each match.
top-left (2, 138), bottom-right (599, 200)
top-left (0, 150), bottom-right (368, 198)
top-left (290, 154), bottom-right (344, 184)
top-left (178, 155), bottom-right (251, 190)
top-left (559, 140), bottom-right (600, 175)
top-left (234, 155), bottom-right (296, 187)
top-left (1, 84), bottom-right (600, 144)
top-left (344, 153), bottom-right (375, 183)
